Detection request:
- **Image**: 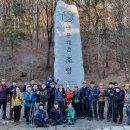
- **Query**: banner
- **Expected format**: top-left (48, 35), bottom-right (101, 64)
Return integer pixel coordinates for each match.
top-left (54, 0), bottom-right (84, 89)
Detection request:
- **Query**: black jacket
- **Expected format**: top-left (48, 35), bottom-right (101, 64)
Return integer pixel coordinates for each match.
top-left (114, 87), bottom-right (125, 103)
top-left (39, 88), bottom-right (50, 103)
top-left (80, 86), bottom-right (90, 98)
top-left (0, 84), bottom-right (10, 101)
top-left (105, 87), bottom-right (115, 101)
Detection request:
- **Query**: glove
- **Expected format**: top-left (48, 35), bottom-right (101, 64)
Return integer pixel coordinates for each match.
top-left (37, 91), bottom-right (40, 95)
top-left (110, 93), bottom-right (114, 96)
top-left (57, 79), bottom-right (59, 83)
top-left (107, 90), bottom-right (110, 94)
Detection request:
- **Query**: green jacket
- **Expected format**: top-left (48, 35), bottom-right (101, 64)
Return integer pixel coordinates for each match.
top-left (66, 107), bottom-right (75, 119)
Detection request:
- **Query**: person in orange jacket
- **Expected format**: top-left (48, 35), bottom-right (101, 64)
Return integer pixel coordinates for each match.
top-left (98, 82), bottom-right (105, 120)
top-left (65, 85), bottom-right (73, 104)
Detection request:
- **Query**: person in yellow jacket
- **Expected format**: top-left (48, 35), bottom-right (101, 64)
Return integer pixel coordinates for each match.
top-left (11, 87), bottom-right (23, 126)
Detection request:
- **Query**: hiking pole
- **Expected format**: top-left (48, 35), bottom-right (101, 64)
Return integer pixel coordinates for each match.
top-left (29, 104), bottom-right (32, 125)
top-left (112, 99), bottom-right (114, 122)
top-left (99, 92), bottom-right (102, 119)
top-left (100, 101), bottom-right (102, 119)
top-left (32, 104), bottom-right (36, 126)
top-left (29, 103), bottom-right (34, 125)
top-left (92, 99), bottom-right (93, 119)
top-left (33, 103), bottom-right (37, 126)
top-left (31, 104), bottom-right (35, 126)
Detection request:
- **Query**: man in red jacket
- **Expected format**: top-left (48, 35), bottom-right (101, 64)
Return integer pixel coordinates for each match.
top-left (0, 79), bottom-right (10, 120)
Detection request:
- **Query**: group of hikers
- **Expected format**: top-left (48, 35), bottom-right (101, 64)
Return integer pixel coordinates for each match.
top-left (0, 76), bottom-right (130, 127)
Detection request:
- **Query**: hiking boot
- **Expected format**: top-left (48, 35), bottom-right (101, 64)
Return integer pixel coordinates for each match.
top-left (99, 117), bottom-right (103, 121)
top-left (81, 116), bottom-right (85, 119)
top-left (88, 117), bottom-right (93, 121)
top-left (8, 117), bottom-right (13, 120)
top-left (14, 122), bottom-right (18, 126)
top-left (95, 118), bottom-right (99, 121)
top-left (26, 121), bottom-right (29, 125)
top-left (102, 116), bottom-right (105, 120)
top-left (113, 120), bottom-right (117, 123)
top-left (43, 124), bottom-right (49, 127)
top-left (118, 121), bottom-right (122, 125)
top-left (17, 121), bottom-right (20, 125)
top-left (107, 118), bottom-right (110, 122)
top-left (2, 117), bottom-right (9, 120)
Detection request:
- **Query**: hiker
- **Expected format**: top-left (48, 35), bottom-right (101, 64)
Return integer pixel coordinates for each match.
top-left (48, 82), bottom-right (56, 116)
top-left (65, 102), bottom-right (75, 125)
top-left (105, 82), bottom-right (115, 122)
top-left (113, 85), bottom-right (125, 124)
top-left (80, 81), bottom-right (90, 119)
top-left (65, 85), bottom-right (73, 105)
top-left (124, 84), bottom-right (130, 125)
top-left (32, 84), bottom-right (40, 109)
top-left (34, 103), bottom-right (49, 127)
top-left (22, 80), bottom-right (28, 92)
top-left (39, 83), bottom-right (50, 111)
top-left (55, 84), bottom-right (65, 116)
top-left (11, 87), bottom-right (23, 126)
top-left (30, 79), bottom-right (35, 88)
top-left (98, 82), bottom-right (105, 120)
top-left (50, 101), bottom-right (63, 125)
top-left (23, 85), bottom-right (34, 124)
top-left (0, 79), bottom-right (10, 119)
top-left (73, 86), bottom-right (81, 118)
top-left (38, 80), bottom-right (43, 89)
top-left (46, 75), bottom-right (58, 89)
top-left (9, 80), bottom-right (18, 119)
top-left (88, 81), bottom-right (99, 120)
top-left (22, 80), bottom-right (28, 118)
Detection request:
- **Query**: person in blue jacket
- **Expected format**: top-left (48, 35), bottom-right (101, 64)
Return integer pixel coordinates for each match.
top-left (80, 81), bottom-right (90, 119)
top-left (55, 84), bottom-right (65, 116)
top-left (45, 75), bottom-right (58, 89)
top-left (34, 103), bottom-right (49, 127)
top-left (24, 84), bottom-right (35, 124)
top-left (32, 84), bottom-right (40, 105)
top-left (88, 81), bottom-right (99, 120)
